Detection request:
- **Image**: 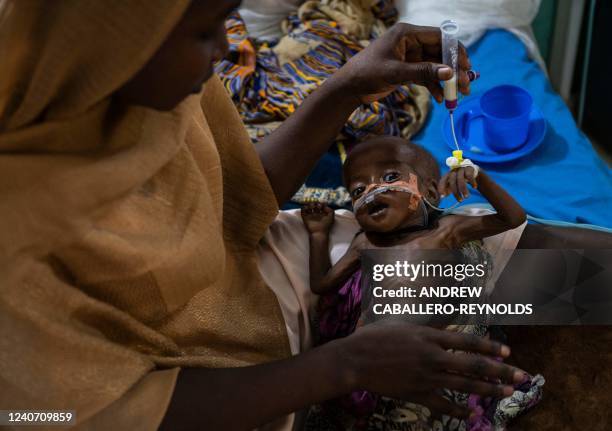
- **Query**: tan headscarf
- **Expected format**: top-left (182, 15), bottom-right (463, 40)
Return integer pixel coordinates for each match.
top-left (0, 1), bottom-right (290, 428)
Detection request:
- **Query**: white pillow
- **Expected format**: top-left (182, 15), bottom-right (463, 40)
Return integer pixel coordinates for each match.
top-left (238, 0), bottom-right (304, 40)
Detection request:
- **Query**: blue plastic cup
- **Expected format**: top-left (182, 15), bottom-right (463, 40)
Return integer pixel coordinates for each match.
top-left (465, 85), bottom-right (533, 153)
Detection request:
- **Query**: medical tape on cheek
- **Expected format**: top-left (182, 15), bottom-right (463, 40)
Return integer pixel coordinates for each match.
top-left (352, 174), bottom-right (423, 213)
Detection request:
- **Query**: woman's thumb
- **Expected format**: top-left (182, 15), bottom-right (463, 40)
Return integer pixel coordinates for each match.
top-left (393, 61), bottom-right (453, 84)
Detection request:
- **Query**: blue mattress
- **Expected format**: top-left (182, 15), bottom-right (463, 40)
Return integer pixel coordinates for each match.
top-left (413, 29), bottom-right (612, 228)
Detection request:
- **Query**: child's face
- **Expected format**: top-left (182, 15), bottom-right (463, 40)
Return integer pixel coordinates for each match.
top-left (116, 0), bottom-right (240, 111)
top-left (344, 139), bottom-right (437, 233)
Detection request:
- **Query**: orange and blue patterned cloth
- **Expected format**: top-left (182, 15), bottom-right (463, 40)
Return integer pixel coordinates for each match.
top-left (215, 1), bottom-right (430, 208)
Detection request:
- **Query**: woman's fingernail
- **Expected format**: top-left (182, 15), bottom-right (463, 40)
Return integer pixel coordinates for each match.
top-left (503, 385), bottom-right (515, 397)
top-left (500, 345), bottom-right (511, 357)
top-left (467, 70), bottom-right (480, 81)
top-left (437, 66), bottom-right (453, 80)
top-left (514, 370), bottom-right (527, 382)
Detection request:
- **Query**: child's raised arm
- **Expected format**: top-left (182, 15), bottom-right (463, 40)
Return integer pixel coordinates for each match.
top-left (438, 166), bottom-right (526, 244)
top-left (301, 203), bottom-right (363, 295)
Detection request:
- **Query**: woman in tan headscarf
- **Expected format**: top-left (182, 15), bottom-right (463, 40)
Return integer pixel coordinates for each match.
top-left (0, 1), bottom-right (523, 429)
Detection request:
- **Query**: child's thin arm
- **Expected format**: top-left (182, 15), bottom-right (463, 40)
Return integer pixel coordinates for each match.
top-left (439, 167), bottom-right (526, 243)
top-left (301, 203), bottom-right (362, 294)
top-left (307, 230), bottom-right (333, 294)
top-left (308, 233), bottom-right (361, 294)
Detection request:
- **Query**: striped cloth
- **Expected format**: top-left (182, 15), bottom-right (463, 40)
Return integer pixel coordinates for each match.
top-left (215, 0), bottom-right (431, 207)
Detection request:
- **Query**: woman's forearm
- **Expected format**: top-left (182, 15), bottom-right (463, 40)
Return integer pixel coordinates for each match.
top-left (160, 323), bottom-right (522, 430)
top-left (256, 76), bottom-right (359, 205)
top-left (159, 342), bottom-right (351, 431)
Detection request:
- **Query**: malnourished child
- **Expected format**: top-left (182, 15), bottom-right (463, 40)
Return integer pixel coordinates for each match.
top-left (302, 136), bottom-right (543, 431)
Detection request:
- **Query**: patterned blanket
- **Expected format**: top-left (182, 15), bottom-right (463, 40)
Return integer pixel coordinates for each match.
top-left (215, 0), bottom-right (431, 208)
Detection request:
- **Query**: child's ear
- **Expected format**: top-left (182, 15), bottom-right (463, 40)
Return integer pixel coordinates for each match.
top-left (426, 178), bottom-right (440, 204)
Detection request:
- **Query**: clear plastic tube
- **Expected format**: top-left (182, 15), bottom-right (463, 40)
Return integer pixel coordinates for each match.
top-left (440, 19), bottom-right (459, 110)
top-left (353, 185), bottom-right (414, 213)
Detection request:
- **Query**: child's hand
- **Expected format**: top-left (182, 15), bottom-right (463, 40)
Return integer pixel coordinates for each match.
top-left (301, 202), bottom-right (335, 234)
top-left (438, 166), bottom-right (479, 202)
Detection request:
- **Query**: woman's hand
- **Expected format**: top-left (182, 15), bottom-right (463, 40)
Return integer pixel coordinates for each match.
top-left (257, 23), bottom-right (472, 205)
top-left (335, 323), bottom-right (524, 418)
top-left (333, 22), bottom-right (472, 104)
top-left (161, 322), bottom-right (523, 430)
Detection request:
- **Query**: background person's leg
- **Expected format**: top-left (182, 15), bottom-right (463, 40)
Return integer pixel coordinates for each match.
top-left (508, 224), bottom-right (612, 430)
top-left (517, 224), bottom-right (612, 249)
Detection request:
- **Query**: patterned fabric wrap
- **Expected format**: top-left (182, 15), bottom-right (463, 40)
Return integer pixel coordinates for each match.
top-left (467, 373), bottom-right (545, 431)
top-left (318, 269), bottom-right (363, 343)
top-left (292, 184), bottom-right (352, 207)
top-left (215, 0), bottom-right (428, 141)
top-left (317, 269), bottom-right (379, 420)
top-left (214, 0), bottom-right (431, 206)
top-left (307, 240), bottom-right (544, 430)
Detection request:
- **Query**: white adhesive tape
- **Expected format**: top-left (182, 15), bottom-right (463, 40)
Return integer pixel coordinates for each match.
top-left (445, 157), bottom-right (480, 178)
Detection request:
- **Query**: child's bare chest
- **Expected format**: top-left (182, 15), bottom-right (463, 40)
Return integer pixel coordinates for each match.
top-left (368, 225), bottom-right (456, 251)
